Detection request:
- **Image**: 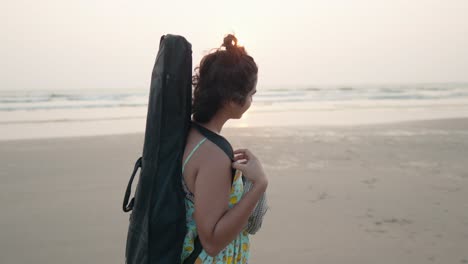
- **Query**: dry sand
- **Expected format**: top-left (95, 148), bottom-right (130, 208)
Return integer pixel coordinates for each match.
top-left (1, 118), bottom-right (468, 263)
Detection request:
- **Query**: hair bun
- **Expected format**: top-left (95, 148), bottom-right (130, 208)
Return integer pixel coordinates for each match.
top-left (222, 34), bottom-right (238, 52)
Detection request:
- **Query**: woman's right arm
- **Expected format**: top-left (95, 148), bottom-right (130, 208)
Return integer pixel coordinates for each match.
top-left (192, 149), bottom-right (268, 257)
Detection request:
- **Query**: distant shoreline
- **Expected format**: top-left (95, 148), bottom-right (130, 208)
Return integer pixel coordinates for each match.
top-left (2, 116), bottom-right (468, 142)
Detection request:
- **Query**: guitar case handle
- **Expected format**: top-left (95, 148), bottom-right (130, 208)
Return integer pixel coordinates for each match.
top-left (122, 157), bottom-right (142, 213)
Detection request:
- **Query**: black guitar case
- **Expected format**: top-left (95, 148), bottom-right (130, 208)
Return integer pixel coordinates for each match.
top-left (122, 34), bottom-right (236, 264)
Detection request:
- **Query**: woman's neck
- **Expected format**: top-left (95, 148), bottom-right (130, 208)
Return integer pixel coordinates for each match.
top-left (194, 114), bottom-right (229, 134)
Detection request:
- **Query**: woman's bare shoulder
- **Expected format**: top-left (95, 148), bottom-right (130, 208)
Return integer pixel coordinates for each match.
top-left (198, 138), bottom-right (232, 168)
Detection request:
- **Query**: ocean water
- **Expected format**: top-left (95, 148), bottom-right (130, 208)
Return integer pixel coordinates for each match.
top-left (1, 83), bottom-right (468, 140)
top-left (1, 83), bottom-right (468, 112)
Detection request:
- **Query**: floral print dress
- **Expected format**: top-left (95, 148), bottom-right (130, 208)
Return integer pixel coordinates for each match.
top-left (180, 137), bottom-right (250, 264)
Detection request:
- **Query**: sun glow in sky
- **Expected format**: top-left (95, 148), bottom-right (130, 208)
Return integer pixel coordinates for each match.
top-left (2, 0), bottom-right (468, 91)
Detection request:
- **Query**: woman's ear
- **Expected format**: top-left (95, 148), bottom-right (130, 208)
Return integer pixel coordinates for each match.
top-left (224, 99), bottom-right (241, 117)
top-left (225, 100), bottom-right (236, 114)
top-left (228, 99), bottom-right (238, 108)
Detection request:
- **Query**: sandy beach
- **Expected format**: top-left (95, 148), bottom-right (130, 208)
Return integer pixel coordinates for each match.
top-left (1, 118), bottom-right (468, 263)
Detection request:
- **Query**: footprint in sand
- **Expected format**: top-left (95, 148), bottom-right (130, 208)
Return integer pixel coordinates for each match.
top-left (364, 217), bottom-right (413, 235)
top-left (374, 217), bottom-right (413, 226)
top-left (362, 178), bottom-right (378, 188)
top-left (308, 192), bottom-right (330, 203)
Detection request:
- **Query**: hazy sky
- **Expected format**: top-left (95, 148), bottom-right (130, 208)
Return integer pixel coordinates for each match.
top-left (2, 0), bottom-right (467, 91)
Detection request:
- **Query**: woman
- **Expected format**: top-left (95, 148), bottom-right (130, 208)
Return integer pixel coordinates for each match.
top-left (180, 34), bottom-right (269, 264)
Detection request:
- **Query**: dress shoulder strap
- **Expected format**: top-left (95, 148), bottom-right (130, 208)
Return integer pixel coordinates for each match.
top-left (190, 121), bottom-right (236, 184)
top-left (182, 137), bottom-right (207, 173)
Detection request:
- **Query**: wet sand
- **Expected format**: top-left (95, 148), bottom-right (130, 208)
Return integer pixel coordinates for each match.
top-left (1, 118), bottom-right (468, 263)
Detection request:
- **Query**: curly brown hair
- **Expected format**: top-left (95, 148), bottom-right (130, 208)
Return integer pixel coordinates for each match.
top-left (191, 34), bottom-right (258, 123)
